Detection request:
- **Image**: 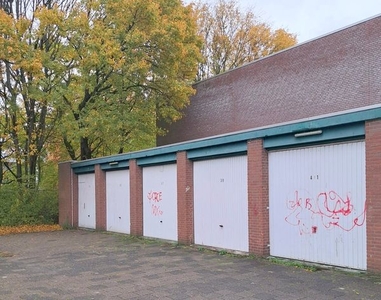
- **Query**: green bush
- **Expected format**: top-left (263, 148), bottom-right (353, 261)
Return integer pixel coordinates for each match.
top-left (0, 185), bottom-right (58, 226)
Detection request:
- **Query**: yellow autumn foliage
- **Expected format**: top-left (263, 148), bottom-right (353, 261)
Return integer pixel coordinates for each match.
top-left (193, 0), bottom-right (297, 80)
top-left (0, 0), bottom-right (202, 185)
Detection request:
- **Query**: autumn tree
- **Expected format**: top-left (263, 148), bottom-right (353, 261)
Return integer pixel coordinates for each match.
top-left (50, 0), bottom-right (202, 160)
top-left (0, 0), bottom-right (75, 186)
top-left (0, 0), bottom-right (202, 183)
top-left (193, 0), bottom-right (297, 80)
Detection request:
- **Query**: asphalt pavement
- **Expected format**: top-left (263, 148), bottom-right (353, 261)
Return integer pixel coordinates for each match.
top-left (0, 230), bottom-right (380, 300)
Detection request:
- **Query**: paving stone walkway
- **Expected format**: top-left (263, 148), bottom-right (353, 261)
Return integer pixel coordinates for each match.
top-left (0, 230), bottom-right (380, 299)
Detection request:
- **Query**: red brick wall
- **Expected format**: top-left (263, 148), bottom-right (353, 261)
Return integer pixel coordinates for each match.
top-left (95, 165), bottom-right (106, 230)
top-left (130, 160), bottom-right (143, 236)
top-left (58, 161), bottom-right (77, 227)
top-left (366, 119), bottom-right (381, 272)
top-left (158, 16), bottom-right (381, 146)
top-left (60, 119), bottom-right (381, 272)
top-left (247, 140), bottom-right (269, 255)
top-left (177, 152), bottom-right (194, 244)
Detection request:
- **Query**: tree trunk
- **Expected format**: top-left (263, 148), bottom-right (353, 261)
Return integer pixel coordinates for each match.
top-left (28, 154), bottom-right (37, 188)
top-left (80, 137), bottom-right (92, 160)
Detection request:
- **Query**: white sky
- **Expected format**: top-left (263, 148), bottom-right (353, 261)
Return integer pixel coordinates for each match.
top-left (187, 0), bottom-right (381, 43)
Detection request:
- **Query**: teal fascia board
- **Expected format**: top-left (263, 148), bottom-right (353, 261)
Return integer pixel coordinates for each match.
top-left (70, 107), bottom-right (381, 170)
top-left (187, 141), bottom-right (247, 160)
top-left (100, 160), bottom-right (129, 171)
top-left (73, 165), bottom-right (95, 174)
top-left (264, 122), bottom-right (365, 149)
top-left (137, 153), bottom-right (177, 166)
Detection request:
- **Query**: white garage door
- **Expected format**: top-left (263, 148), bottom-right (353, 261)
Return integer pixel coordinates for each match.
top-left (269, 141), bottom-right (366, 270)
top-left (143, 164), bottom-right (177, 241)
top-left (194, 156), bottom-right (248, 252)
top-left (106, 169), bottom-right (130, 234)
top-left (78, 173), bottom-right (96, 229)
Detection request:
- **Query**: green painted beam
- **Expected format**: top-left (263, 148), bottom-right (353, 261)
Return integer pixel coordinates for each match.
top-left (71, 106), bottom-right (381, 170)
top-left (264, 122), bottom-right (365, 149)
top-left (73, 165), bottom-right (95, 174)
top-left (100, 160), bottom-right (129, 171)
top-left (187, 142), bottom-right (247, 160)
top-left (137, 153), bottom-right (176, 166)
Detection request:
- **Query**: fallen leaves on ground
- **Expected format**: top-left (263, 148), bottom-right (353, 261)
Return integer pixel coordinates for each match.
top-left (0, 251), bottom-right (14, 257)
top-left (0, 224), bottom-right (62, 236)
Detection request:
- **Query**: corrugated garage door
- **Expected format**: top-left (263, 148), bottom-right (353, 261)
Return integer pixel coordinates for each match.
top-left (269, 141), bottom-right (366, 269)
top-left (78, 173), bottom-right (96, 229)
top-left (194, 156), bottom-right (248, 252)
top-left (143, 164), bottom-right (177, 241)
top-left (106, 169), bottom-right (130, 234)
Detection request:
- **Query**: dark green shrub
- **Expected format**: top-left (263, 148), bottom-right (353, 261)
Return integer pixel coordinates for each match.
top-left (0, 185), bottom-right (58, 226)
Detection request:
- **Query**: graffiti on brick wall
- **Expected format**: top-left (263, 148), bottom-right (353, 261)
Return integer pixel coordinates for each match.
top-left (147, 190), bottom-right (163, 216)
top-left (285, 190), bottom-right (366, 235)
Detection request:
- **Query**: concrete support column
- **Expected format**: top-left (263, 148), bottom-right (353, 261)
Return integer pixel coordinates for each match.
top-left (366, 119), bottom-right (381, 272)
top-left (247, 139), bottom-right (269, 256)
top-left (95, 165), bottom-right (106, 230)
top-left (177, 151), bottom-right (194, 245)
top-left (130, 159), bottom-right (143, 236)
top-left (58, 161), bottom-right (78, 227)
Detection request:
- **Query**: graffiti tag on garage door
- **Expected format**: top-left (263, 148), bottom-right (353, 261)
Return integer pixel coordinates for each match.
top-left (147, 190), bottom-right (164, 216)
top-left (285, 190), bottom-right (366, 235)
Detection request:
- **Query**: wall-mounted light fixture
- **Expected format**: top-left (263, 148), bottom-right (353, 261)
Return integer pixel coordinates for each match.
top-left (294, 130), bottom-right (322, 138)
top-left (109, 161), bottom-right (119, 166)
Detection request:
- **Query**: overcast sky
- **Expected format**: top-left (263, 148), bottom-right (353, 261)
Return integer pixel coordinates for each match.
top-left (188, 0), bottom-right (381, 43)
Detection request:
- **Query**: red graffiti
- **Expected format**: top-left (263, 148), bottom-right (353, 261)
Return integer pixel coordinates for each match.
top-left (151, 204), bottom-right (163, 216)
top-left (286, 191), bottom-right (314, 211)
top-left (147, 191), bottom-right (162, 203)
top-left (317, 191), bottom-right (366, 231)
top-left (147, 190), bottom-right (164, 216)
top-left (285, 190), bottom-right (366, 235)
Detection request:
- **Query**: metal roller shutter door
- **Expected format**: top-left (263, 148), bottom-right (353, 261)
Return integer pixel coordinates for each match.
top-left (269, 141), bottom-right (366, 270)
top-left (194, 156), bottom-right (248, 252)
top-left (143, 164), bottom-right (178, 241)
top-left (106, 169), bottom-right (130, 234)
top-left (78, 173), bottom-right (96, 229)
